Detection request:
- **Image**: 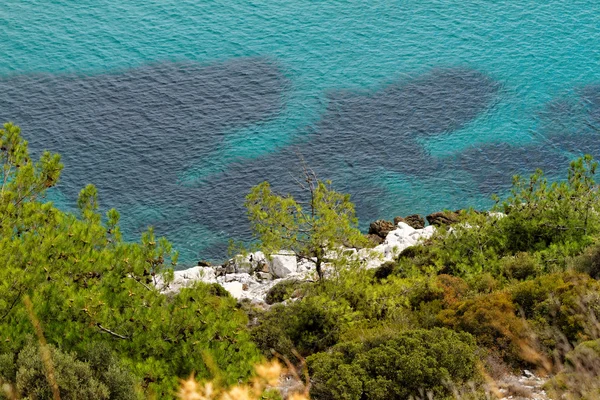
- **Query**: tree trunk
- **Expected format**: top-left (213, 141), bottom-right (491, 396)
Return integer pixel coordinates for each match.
top-left (315, 258), bottom-right (323, 281)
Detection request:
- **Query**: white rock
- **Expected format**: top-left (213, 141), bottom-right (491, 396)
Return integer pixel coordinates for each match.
top-left (359, 224), bottom-right (437, 269)
top-left (218, 273), bottom-right (259, 287)
top-left (297, 258), bottom-right (315, 273)
top-left (271, 251), bottom-right (297, 278)
top-left (159, 223), bottom-right (437, 302)
top-left (231, 251), bottom-right (267, 273)
top-left (175, 266), bottom-right (217, 283)
top-left (222, 281), bottom-right (244, 299)
top-left (160, 266), bottom-right (218, 293)
top-left (395, 221), bottom-right (416, 234)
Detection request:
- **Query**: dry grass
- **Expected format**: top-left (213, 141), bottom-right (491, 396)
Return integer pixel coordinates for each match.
top-left (178, 361), bottom-right (309, 400)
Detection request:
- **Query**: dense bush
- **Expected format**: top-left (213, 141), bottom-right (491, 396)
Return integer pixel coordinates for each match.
top-left (438, 292), bottom-right (528, 365)
top-left (251, 295), bottom-right (354, 360)
top-left (307, 328), bottom-right (478, 400)
top-left (0, 123), bottom-right (261, 397)
top-left (0, 342), bottom-right (139, 400)
top-left (500, 252), bottom-right (542, 281)
top-left (265, 280), bottom-right (308, 305)
top-left (512, 273), bottom-right (600, 345)
top-left (571, 241), bottom-right (600, 279)
top-left (391, 156), bottom-right (600, 279)
top-left (545, 339), bottom-right (600, 399)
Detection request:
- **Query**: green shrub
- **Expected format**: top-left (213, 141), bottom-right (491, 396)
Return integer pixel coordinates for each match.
top-left (372, 261), bottom-right (397, 281)
top-left (438, 292), bottom-right (527, 365)
top-left (500, 252), bottom-right (541, 280)
top-left (251, 295), bottom-right (353, 360)
top-left (511, 273), bottom-right (600, 345)
top-left (465, 272), bottom-right (500, 295)
top-left (307, 328), bottom-right (478, 400)
top-left (0, 342), bottom-right (140, 400)
top-left (510, 273), bottom-right (568, 319)
top-left (545, 339), bottom-right (600, 399)
top-left (265, 280), bottom-right (308, 305)
top-left (571, 241), bottom-right (600, 279)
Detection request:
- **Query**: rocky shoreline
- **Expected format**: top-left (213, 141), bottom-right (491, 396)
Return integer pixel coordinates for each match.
top-left (160, 212), bottom-right (459, 302)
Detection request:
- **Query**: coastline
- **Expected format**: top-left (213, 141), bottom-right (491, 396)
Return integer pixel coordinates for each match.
top-left (163, 219), bottom-right (437, 302)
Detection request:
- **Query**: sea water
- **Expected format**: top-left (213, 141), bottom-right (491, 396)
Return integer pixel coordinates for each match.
top-left (1, 1), bottom-right (599, 264)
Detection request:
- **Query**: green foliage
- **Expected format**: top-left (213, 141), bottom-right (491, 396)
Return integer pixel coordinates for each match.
top-left (511, 272), bottom-right (600, 344)
top-left (307, 328), bottom-right (479, 400)
top-left (499, 155), bottom-right (599, 251)
top-left (545, 339), bottom-right (600, 399)
top-left (251, 295), bottom-right (354, 360)
top-left (245, 174), bottom-right (369, 279)
top-left (0, 341), bottom-right (140, 400)
top-left (438, 292), bottom-right (527, 365)
top-left (500, 252), bottom-right (542, 280)
top-left (570, 240), bottom-right (600, 279)
top-left (396, 156), bottom-right (600, 279)
top-left (265, 280), bottom-right (308, 305)
top-left (0, 123), bottom-right (261, 397)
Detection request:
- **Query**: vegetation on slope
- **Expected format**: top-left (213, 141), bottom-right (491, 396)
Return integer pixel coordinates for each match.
top-left (248, 155), bottom-right (600, 399)
top-left (0, 123), bottom-right (261, 398)
top-left (4, 121), bottom-right (600, 398)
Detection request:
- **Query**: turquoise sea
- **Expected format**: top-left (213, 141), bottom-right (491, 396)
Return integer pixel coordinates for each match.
top-left (1, 1), bottom-right (599, 264)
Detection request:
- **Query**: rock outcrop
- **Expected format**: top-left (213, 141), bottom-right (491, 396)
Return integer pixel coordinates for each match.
top-left (271, 251), bottom-right (298, 278)
top-left (161, 220), bottom-right (436, 303)
top-left (368, 219), bottom-right (395, 239)
top-left (426, 211), bottom-right (461, 226)
top-left (404, 214), bottom-right (426, 229)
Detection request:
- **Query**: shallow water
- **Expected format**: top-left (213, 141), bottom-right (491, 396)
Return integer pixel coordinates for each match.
top-left (1, 1), bottom-right (599, 264)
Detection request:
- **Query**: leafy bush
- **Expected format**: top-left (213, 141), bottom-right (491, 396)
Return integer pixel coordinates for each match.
top-left (500, 252), bottom-right (542, 280)
top-left (401, 156), bottom-right (600, 278)
top-left (438, 292), bottom-right (527, 365)
top-left (571, 241), bottom-right (600, 279)
top-left (0, 342), bottom-right (140, 400)
top-left (251, 295), bottom-right (353, 360)
top-left (0, 123), bottom-right (261, 397)
top-left (307, 328), bottom-right (478, 400)
top-left (265, 280), bottom-right (308, 305)
top-left (545, 339), bottom-right (600, 399)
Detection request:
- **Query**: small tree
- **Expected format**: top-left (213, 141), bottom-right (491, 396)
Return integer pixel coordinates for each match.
top-left (245, 171), bottom-right (368, 280)
top-left (0, 123), bottom-right (262, 396)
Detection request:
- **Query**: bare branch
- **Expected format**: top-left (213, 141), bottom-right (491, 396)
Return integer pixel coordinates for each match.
top-left (96, 323), bottom-right (129, 340)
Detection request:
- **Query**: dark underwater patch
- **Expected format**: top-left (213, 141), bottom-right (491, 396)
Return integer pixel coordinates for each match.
top-left (0, 64), bottom-right (503, 261)
top-left (190, 68), bottom-right (501, 253)
top-left (445, 142), bottom-right (568, 196)
top-left (307, 68), bottom-right (501, 174)
top-left (0, 57), bottom-right (288, 218)
top-left (537, 84), bottom-right (600, 157)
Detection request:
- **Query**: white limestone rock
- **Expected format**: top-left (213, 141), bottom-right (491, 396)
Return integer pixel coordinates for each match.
top-left (222, 281), bottom-right (244, 299)
top-left (229, 251), bottom-right (268, 274)
top-left (160, 266), bottom-right (217, 293)
top-left (361, 223), bottom-right (436, 268)
top-left (271, 251), bottom-right (297, 278)
top-left (160, 223), bottom-right (436, 302)
top-left (218, 273), bottom-right (259, 287)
